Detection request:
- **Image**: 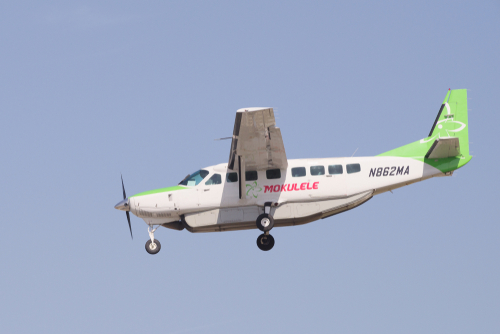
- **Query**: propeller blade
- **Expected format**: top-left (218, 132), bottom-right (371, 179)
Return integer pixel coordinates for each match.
top-left (126, 211), bottom-right (133, 239)
top-left (121, 175), bottom-right (132, 239)
top-left (121, 175), bottom-right (127, 199)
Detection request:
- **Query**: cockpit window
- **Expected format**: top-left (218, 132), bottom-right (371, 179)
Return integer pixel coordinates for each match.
top-left (205, 173), bottom-right (222, 185)
top-left (179, 170), bottom-right (209, 186)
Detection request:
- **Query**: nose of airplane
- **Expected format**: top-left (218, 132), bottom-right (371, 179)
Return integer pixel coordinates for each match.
top-left (114, 198), bottom-right (130, 211)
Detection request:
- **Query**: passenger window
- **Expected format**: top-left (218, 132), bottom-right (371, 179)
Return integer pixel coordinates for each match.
top-left (246, 171), bottom-right (258, 181)
top-left (310, 166), bottom-right (325, 176)
top-left (205, 173), bottom-right (222, 185)
top-left (292, 167), bottom-right (306, 177)
top-left (226, 172), bottom-right (238, 183)
top-left (328, 165), bottom-right (343, 175)
top-left (266, 169), bottom-right (281, 179)
top-left (346, 163), bottom-right (361, 174)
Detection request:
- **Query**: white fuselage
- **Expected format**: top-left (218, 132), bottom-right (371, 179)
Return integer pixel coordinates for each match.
top-left (129, 156), bottom-right (445, 232)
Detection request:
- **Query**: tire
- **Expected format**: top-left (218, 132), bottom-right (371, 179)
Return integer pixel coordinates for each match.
top-left (256, 213), bottom-right (274, 232)
top-left (256, 233), bottom-right (275, 251)
top-left (145, 239), bottom-right (161, 254)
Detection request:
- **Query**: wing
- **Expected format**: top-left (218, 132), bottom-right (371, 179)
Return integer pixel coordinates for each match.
top-left (228, 107), bottom-right (288, 172)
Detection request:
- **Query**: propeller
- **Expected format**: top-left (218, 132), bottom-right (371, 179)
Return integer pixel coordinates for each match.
top-left (121, 175), bottom-right (133, 239)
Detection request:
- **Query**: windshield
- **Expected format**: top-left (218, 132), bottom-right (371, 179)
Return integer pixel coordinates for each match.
top-left (179, 170), bottom-right (209, 186)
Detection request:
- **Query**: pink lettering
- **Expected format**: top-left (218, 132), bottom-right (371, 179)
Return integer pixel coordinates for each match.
top-left (313, 182), bottom-right (319, 189)
top-left (300, 183), bottom-right (306, 190)
top-left (307, 183), bottom-right (313, 190)
top-left (293, 183), bottom-right (300, 191)
top-left (273, 185), bottom-right (280, 192)
top-left (287, 184), bottom-right (294, 191)
top-left (281, 184), bottom-right (287, 192)
top-left (264, 186), bottom-right (273, 193)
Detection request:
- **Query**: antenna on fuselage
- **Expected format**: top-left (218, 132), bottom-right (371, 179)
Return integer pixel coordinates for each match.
top-left (351, 148), bottom-right (359, 157)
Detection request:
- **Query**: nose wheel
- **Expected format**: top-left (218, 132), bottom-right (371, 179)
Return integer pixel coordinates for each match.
top-left (145, 239), bottom-right (161, 254)
top-left (257, 233), bottom-right (275, 251)
top-left (145, 226), bottom-right (161, 255)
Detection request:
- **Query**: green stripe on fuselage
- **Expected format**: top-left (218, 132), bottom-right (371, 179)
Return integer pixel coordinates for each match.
top-left (131, 185), bottom-right (187, 197)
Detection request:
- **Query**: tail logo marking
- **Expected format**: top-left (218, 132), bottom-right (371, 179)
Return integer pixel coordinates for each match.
top-left (420, 103), bottom-right (466, 144)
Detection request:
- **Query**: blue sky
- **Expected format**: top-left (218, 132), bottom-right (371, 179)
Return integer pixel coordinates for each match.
top-left (0, 1), bottom-right (499, 333)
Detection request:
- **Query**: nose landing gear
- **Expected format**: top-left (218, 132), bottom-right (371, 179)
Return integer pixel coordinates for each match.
top-left (145, 239), bottom-right (161, 254)
top-left (145, 226), bottom-right (161, 255)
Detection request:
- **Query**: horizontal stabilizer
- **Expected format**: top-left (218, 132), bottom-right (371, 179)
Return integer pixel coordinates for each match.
top-left (425, 137), bottom-right (460, 159)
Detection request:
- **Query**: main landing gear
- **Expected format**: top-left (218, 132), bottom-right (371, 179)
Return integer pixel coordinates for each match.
top-left (256, 202), bottom-right (275, 251)
top-left (257, 232), bottom-right (275, 251)
top-left (145, 226), bottom-right (161, 255)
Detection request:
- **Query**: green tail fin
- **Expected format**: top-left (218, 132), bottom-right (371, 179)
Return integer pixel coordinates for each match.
top-left (427, 89), bottom-right (469, 156)
top-left (378, 89), bottom-right (472, 172)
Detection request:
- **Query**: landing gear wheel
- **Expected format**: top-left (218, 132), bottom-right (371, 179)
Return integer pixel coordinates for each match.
top-left (145, 239), bottom-right (161, 254)
top-left (256, 213), bottom-right (274, 232)
top-left (257, 233), bottom-right (275, 251)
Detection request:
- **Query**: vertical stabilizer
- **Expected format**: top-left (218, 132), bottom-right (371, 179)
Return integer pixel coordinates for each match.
top-left (378, 89), bottom-right (471, 173)
top-left (427, 89), bottom-right (469, 156)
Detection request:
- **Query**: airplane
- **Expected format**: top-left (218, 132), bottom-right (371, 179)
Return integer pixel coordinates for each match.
top-left (114, 89), bottom-right (471, 254)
